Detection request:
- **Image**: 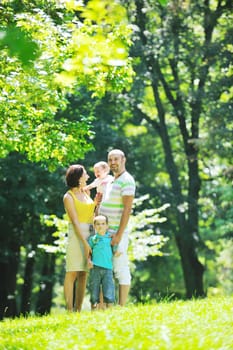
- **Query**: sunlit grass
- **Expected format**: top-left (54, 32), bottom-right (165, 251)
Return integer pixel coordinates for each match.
top-left (0, 297), bottom-right (232, 349)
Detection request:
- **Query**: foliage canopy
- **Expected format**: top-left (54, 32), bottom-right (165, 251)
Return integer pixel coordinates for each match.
top-left (0, 0), bottom-right (134, 170)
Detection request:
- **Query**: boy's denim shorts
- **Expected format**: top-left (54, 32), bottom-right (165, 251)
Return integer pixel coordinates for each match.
top-left (89, 266), bottom-right (115, 304)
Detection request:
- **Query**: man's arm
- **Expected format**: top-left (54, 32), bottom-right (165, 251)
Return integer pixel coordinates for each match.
top-left (111, 195), bottom-right (134, 246)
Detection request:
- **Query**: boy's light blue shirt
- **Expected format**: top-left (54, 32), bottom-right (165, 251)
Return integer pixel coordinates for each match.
top-left (88, 232), bottom-right (113, 270)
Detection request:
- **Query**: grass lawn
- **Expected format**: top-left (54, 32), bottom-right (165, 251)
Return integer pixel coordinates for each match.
top-left (0, 296), bottom-right (232, 349)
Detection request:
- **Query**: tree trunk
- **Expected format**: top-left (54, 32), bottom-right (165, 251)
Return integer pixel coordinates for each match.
top-left (0, 244), bottom-right (20, 318)
top-left (175, 218), bottom-right (205, 298)
top-left (36, 253), bottom-right (56, 315)
top-left (162, 128), bottom-right (205, 298)
top-left (0, 262), bottom-right (8, 320)
top-left (20, 255), bottom-right (35, 315)
top-left (151, 81), bottom-right (205, 297)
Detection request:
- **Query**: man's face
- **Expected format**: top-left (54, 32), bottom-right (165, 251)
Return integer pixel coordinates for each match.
top-left (108, 153), bottom-right (125, 174)
top-left (94, 218), bottom-right (108, 235)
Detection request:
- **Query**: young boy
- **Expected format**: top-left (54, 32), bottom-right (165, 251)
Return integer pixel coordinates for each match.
top-left (84, 161), bottom-right (113, 200)
top-left (88, 215), bottom-right (116, 310)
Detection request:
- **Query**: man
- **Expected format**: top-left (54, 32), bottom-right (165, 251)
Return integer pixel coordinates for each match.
top-left (99, 149), bottom-right (136, 306)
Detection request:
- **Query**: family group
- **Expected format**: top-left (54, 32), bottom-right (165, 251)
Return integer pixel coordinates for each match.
top-left (63, 149), bottom-right (136, 311)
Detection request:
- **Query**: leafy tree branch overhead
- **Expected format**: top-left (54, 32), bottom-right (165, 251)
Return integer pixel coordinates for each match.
top-left (0, 0), bottom-right (134, 170)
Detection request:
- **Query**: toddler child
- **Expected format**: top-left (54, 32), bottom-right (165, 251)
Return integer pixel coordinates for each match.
top-left (88, 215), bottom-right (117, 310)
top-left (84, 161), bottom-right (113, 200)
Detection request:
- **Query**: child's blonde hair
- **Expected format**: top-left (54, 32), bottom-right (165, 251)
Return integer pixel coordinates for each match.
top-left (93, 214), bottom-right (108, 225)
top-left (94, 161), bottom-right (110, 173)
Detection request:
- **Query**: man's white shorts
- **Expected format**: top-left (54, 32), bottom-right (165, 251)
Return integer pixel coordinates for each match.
top-left (113, 233), bottom-right (131, 285)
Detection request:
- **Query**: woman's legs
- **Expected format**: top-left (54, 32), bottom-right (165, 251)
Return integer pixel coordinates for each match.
top-left (74, 271), bottom-right (88, 312)
top-left (64, 271), bottom-right (77, 311)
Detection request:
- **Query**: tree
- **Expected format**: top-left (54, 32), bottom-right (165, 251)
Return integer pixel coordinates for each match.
top-left (0, 0), bottom-right (134, 170)
top-left (119, 0), bottom-right (233, 297)
top-left (0, 153), bottom-right (64, 318)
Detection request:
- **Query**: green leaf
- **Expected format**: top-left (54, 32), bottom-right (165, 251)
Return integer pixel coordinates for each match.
top-left (0, 25), bottom-right (40, 65)
top-left (157, 0), bottom-right (168, 6)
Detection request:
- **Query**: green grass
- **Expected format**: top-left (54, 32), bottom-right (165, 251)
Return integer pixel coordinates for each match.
top-left (0, 297), bottom-right (232, 349)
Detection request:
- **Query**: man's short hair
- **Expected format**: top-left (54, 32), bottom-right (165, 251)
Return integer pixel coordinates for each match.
top-left (108, 149), bottom-right (125, 157)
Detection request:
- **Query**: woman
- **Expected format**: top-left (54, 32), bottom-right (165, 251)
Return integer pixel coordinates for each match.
top-left (63, 164), bottom-right (97, 312)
